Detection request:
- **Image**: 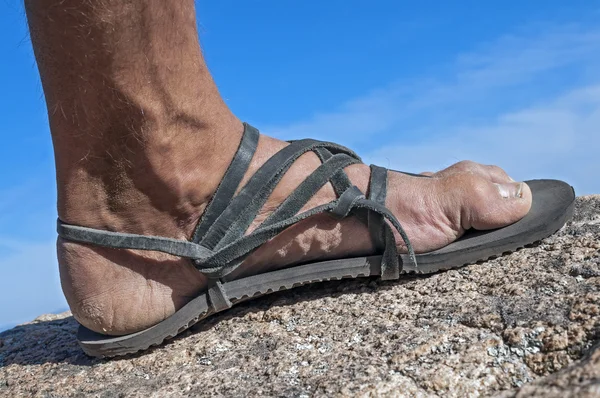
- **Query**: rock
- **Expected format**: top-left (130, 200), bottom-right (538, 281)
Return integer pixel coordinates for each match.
top-left (1, 196), bottom-right (599, 397)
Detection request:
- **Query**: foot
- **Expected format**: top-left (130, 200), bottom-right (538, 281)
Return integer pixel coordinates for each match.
top-left (58, 120), bottom-right (532, 335)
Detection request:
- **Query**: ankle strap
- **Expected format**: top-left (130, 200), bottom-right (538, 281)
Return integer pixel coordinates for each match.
top-left (57, 221), bottom-right (213, 260)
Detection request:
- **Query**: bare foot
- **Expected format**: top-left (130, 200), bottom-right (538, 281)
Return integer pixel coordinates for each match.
top-left (58, 126), bottom-right (531, 335)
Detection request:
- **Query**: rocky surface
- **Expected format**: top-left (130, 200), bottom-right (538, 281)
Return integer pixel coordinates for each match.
top-left (1, 196), bottom-right (599, 397)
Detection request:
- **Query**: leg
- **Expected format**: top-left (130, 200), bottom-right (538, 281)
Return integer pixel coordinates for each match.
top-left (25, 0), bottom-right (531, 335)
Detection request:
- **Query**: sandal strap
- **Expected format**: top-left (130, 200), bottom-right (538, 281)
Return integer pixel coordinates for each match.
top-left (330, 185), bottom-right (365, 219)
top-left (199, 138), bottom-right (360, 251)
top-left (193, 182), bottom-right (417, 277)
top-left (56, 123), bottom-right (417, 285)
top-left (192, 123), bottom-right (260, 243)
top-left (207, 280), bottom-right (232, 312)
top-left (57, 221), bottom-right (212, 260)
top-left (257, 152), bottom-right (359, 228)
top-left (313, 148), bottom-right (353, 195)
top-left (368, 164), bottom-right (388, 251)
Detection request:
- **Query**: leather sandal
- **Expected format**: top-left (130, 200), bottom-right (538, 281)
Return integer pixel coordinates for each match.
top-left (57, 123), bottom-right (575, 357)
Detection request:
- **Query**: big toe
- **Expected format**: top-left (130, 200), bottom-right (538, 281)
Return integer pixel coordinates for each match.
top-left (445, 174), bottom-right (533, 231)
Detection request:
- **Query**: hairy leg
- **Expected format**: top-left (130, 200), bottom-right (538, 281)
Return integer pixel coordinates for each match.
top-left (26, 0), bottom-right (241, 233)
top-left (25, 0), bottom-right (531, 335)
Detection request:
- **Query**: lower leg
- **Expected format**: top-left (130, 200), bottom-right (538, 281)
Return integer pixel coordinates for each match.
top-left (26, 0), bottom-right (242, 237)
top-left (26, 0), bottom-right (531, 335)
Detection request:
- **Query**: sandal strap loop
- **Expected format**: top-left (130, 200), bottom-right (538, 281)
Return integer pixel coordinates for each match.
top-left (381, 225), bottom-right (401, 280)
top-left (330, 186), bottom-right (365, 219)
top-left (207, 280), bottom-right (232, 312)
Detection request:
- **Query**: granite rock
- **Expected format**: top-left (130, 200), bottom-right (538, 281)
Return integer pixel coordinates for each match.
top-left (1, 196), bottom-right (599, 397)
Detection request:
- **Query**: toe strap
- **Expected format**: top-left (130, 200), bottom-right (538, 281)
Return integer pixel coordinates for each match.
top-left (354, 194), bottom-right (417, 280)
top-left (368, 165), bottom-right (388, 252)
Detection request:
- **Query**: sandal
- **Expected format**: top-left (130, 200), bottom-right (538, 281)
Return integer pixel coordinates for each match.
top-left (57, 123), bottom-right (575, 357)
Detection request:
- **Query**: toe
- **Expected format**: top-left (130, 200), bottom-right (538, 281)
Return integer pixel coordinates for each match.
top-left (443, 173), bottom-right (532, 231)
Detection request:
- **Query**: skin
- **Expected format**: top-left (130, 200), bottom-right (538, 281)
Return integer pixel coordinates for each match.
top-left (25, 0), bottom-right (531, 335)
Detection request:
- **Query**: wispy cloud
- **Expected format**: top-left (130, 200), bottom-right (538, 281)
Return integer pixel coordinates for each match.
top-left (264, 24), bottom-right (600, 195)
top-left (365, 84), bottom-right (600, 195)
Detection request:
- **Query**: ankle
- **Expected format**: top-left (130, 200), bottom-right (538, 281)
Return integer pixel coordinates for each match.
top-left (55, 113), bottom-right (244, 238)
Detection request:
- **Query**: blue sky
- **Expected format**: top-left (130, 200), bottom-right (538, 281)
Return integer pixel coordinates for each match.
top-left (1, 1), bottom-right (599, 331)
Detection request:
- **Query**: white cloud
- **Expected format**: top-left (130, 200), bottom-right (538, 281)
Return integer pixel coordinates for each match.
top-left (264, 24), bottom-right (600, 195)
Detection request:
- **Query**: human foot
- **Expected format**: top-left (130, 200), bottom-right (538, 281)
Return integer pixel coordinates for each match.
top-left (57, 122), bottom-right (532, 336)
top-left (25, 0), bottom-right (571, 358)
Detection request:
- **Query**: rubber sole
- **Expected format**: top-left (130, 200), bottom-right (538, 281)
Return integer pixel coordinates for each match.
top-left (77, 179), bottom-right (575, 357)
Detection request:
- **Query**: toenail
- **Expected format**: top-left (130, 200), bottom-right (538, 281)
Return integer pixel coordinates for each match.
top-left (515, 182), bottom-right (524, 198)
top-left (495, 182), bottom-right (524, 199)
